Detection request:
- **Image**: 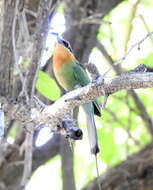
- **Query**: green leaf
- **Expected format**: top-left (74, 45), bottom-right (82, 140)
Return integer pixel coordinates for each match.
top-left (141, 0), bottom-right (153, 7)
top-left (57, 3), bottom-right (64, 13)
top-left (100, 127), bottom-right (117, 164)
top-left (36, 71), bottom-right (60, 101)
top-left (9, 125), bottom-right (16, 139)
top-left (137, 53), bottom-right (153, 67)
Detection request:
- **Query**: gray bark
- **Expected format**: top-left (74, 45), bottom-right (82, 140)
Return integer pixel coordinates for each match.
top-left (82, 143), bottom-right (153, 190)
top-left (1, 0), bottom-right (152, 190)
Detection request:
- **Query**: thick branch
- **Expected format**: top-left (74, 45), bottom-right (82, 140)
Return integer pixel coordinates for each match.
top-left (0, 0), bottom-right (16, 97)
top-left (2, 72), bottom-right (153, 129)
top-left (82, 143), bottom-right (153, 190)
top-left (26, 0), bottom-right (55, 98)
top-left (38, 72), bottom-right (153, 126)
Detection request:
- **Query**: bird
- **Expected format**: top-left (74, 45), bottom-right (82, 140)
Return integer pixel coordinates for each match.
top-left (52, 35), bottom-right (101, 155)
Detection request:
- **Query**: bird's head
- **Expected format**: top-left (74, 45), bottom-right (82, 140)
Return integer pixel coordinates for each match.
top-left (52, 33), bottom-right (76, 64)
top-left (56, 36), bottom-right (73, 53)
top-left (51, 32), bottom-right (73, 52)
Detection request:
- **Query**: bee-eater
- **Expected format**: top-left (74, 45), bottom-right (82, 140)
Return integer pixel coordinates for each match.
top-left (52, 36), bottom-right (101, 155)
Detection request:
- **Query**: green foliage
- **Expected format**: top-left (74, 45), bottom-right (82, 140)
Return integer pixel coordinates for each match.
top-left (13, 58), bottom-right (30, 76)
top-left (137, 53), bottom-right (153, 67)
top-left (36, 71), bottom-right (60, 101)
top-left (30, 0), bottom-right (153, 189)
top-left (97, 1), bottom-right (136, 59)
top-left (8, 124), bottom-right (16, 139)
top-left (95, 89), bottom-right (152, 167)
top-left (141, 0), bottom-right (153, 7)
top-left (99, 126), bottom-right (117, 164)
top-left (57, 3), bottom-right (64, 13)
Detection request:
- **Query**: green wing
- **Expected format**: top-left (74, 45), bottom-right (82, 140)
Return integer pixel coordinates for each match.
top-left (73, 63), bottom-right (90, 86)
top-left (73, 63), bottom-right (101, 117)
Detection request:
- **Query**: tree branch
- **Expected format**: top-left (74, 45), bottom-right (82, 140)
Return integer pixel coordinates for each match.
top-left (26, 0), bottom-right (57, 98)
top-left (20, 129), bottom-right (34, 189)
top-left (97, 41), bottom-right (153, 136)
top-left (60, 136), bottom-right (76, 190)
top-left (82, 143), bottom-right (153, 190)
top-left (0, 0), bottom-right (16, 97)
top-left (1, 72), bottom-right (153, 130)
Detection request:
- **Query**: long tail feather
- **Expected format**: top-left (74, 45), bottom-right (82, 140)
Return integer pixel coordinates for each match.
top-left (82, 102), bottom-right (99, 154)
top-left (95, 154), bottom-right (102, 190)
top-left (83, 103), bottom-right (101, 190)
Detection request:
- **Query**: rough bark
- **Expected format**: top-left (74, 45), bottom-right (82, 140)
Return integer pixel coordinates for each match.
top-left (0, 134), bottom-right (60, 190)
top-left (82, 143), bottom-right (153, 190)
top-left (1, 0), bottom-right (153, 190)
top-left (1, 72), bottom-right (153, 129)
top-left (60, 137), bottom-right (76, 190)
top-left (0, 0), bottom-right (16, 98)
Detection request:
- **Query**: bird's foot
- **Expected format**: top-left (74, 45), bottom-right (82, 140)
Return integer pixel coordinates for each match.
top-left (91, 75), bottom-right (104, 87)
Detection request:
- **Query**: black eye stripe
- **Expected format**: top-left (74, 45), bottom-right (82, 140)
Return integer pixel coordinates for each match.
top-left (62, 40), bottom-right (73, 52)
top-left (63, 41), bottom-right (69, 47)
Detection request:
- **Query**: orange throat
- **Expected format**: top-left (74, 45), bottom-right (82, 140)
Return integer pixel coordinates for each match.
top-left (53, 44), bottom-right (76, 72)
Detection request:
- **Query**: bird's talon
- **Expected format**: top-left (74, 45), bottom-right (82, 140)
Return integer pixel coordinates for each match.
top-left (91, 75), bottom-right (104, 88)
top-left (96, 75), bottom-right (104, 84)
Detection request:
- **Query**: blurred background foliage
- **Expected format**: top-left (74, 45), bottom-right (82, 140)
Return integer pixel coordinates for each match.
top-left (4, 0), bottom-right (153, 189)
top-left (27, 0), bottom-right (153, 189)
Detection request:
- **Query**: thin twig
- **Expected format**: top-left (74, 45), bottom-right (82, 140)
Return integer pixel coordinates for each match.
top-left (0, 103), bottom-right (4, 137)
top-left (97, 40), bottom-right (153, 137)
top-left (139, 14), bottom-right (153, 45)
top-left (124, 0), bottom-right (140, 52)
top-left (67, 13), bottom-right (111, 28)
top-left (106, 108), bottom-right (140, 146)
top-left (24, 8), bottom-right (37, 18)
top-left (12, 0), bottom-right (25, 83)
top-left (20, 129), bottom-right (34, 188)
top-left (12, 0), bottom-right (29, 100)
top-left (27, 0), bottom-right (58, 99)
top-left (95, 154), bottom-right (102, 190)
top-left (104, 31), bottom-right (153, 76)
top-left (21, 9), bottom-right (30, 44)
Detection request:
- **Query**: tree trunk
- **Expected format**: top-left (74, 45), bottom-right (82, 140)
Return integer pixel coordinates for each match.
top-left (1, 0), bottom-right (152, 190)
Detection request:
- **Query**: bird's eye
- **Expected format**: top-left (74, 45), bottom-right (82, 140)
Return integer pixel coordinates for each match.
top-left (63, 40), bottom-right (69, 48)
top-left (63, 40), bottom-right (73, 52)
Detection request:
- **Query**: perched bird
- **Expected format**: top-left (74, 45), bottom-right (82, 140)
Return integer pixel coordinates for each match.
top-left (52, 35), bottom-right (101, 155)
